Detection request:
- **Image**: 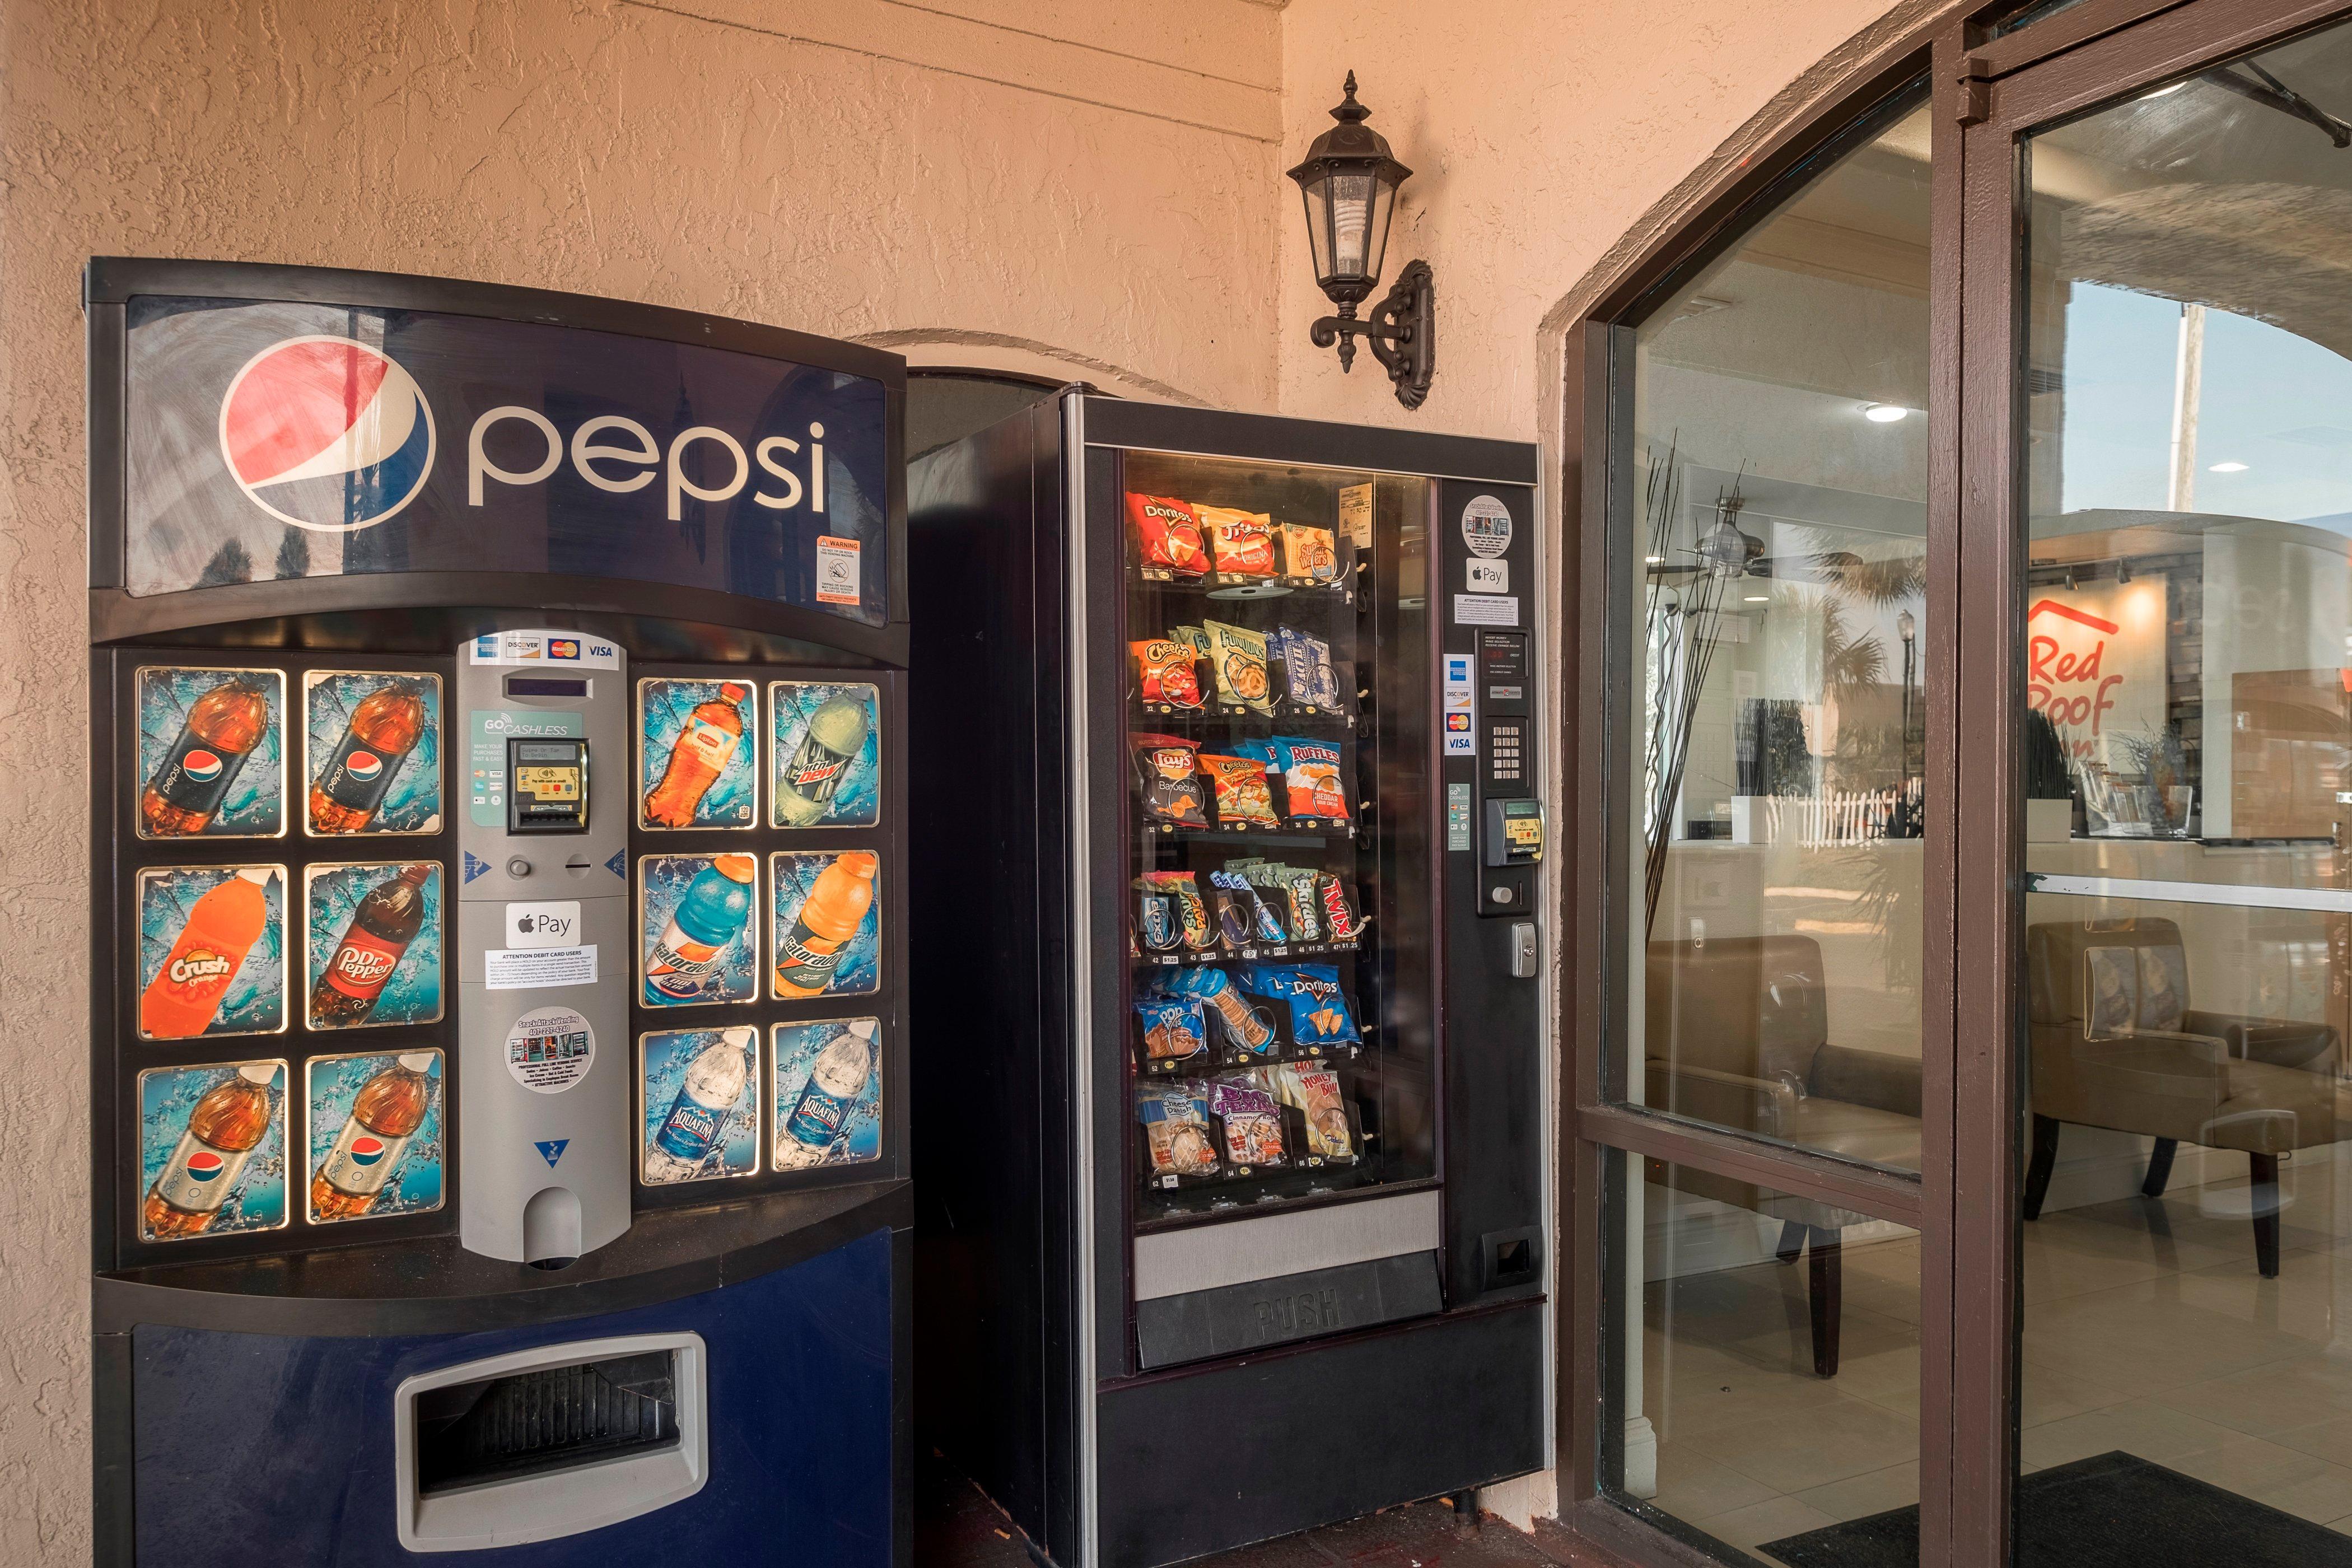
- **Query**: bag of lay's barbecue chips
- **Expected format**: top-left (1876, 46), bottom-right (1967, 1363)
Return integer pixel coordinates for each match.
top-left (1126, 494), bottom-right (1207, 577)
top-left (1131, 733), bottom-right (1208, 829)
top-left (1196, 505), bottom-right (1276, 579)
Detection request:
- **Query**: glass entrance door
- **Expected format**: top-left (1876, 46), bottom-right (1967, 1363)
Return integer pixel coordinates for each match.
top-left (1972, 5), bottom-right (2352, 1560)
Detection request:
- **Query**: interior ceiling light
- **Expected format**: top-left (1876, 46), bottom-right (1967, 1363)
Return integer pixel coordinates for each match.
top-left (2209, 460), bottom-right (2249, 472)
top-left (1744, 594), bottom-right (1768, 603)
top-left (2141, 81), bottom-right (2190, 100)
top-left (1863, 403), bottom-right (1910, 423)
top-left (1644, 554), bottom-right (1664, 564)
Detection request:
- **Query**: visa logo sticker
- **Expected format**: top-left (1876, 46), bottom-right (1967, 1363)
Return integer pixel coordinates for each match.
top-left (535, 1139), bottom-right (569, 1168)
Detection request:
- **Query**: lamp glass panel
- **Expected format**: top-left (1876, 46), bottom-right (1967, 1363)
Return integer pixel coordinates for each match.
top-left (1364, 179), bottom-right (1396, 288)
top-left (1299, 178), bottom-right (1336, 286)
top-left (1328, 172), bottom-right (1376, 281)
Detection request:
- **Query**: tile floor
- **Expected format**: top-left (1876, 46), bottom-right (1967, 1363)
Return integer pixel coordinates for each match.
top-left (1639, 1154), bottom-right (2352, 1564)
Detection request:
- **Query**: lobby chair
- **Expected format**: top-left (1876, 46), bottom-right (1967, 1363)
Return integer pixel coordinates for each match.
top-left (1644, 935), bottom-right (1922, 1377)
top-left (2023, 918), bottom-right (2337, 1277)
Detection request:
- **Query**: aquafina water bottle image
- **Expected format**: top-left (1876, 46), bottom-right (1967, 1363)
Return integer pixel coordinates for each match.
top-left (774, 1019), bottom-right (880, 1170)
top-left (642, 1028), bottom-right (757, 1184)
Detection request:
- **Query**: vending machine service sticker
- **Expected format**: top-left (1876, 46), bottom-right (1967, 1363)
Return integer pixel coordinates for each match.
top-left (304, 862), bottom-right (444, 1031)
top-left (134, 666), bottom-right (287, 839)
top-left (505, 1006), bottom-right (595, 1094)
top-left (304, 671), bottom-right (443, 836)
top-left (771, 851), bottom-right (881, 1000)
top-left (772, 1019), bottom-right (881, 1171)
top-left (638, 678), bottom-right (757, 830)
top-left (137, 1060), bottom-right (288, 1242)
top-left (640, 1027), bottom-right (761, 1186)
top-left (305, 1049), bottom-right (445, 1224)
top-left (135, 866), bottom-right (288, 1040)
top-left (771, 681), bottom-right (880, 828)
top-left (640, 853), bottom-right (760, 1007)
top-left (1460, 494), bottom-right (1514, 558)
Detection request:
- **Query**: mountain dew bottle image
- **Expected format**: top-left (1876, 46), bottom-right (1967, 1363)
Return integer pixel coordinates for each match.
top-left (776, 692), bottom-right (870, 826)
top-left (643, 855), bottom-right (757, 1005)
top-left (643, 1028), bottom-right (754, 1183)
top-left (775, 1020), bottom-right (879, 1169)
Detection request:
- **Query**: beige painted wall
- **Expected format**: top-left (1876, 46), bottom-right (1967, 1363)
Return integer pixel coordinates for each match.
top-left (0, 2), bottom-right (1281, 1560)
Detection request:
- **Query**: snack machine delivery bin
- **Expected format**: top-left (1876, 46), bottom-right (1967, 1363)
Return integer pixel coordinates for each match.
top-left (86, 259), bottom-right (910, 1566)
top-left (909, 393), bottom-right (1547, 1568)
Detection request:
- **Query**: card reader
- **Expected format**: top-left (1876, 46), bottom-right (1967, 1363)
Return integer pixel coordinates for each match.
top-left (507, 738), bottom-right (589, 833)
top-left (1485, 797), bottom-right (1544, 867)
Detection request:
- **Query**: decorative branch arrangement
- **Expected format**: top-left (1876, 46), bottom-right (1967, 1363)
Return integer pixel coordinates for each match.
top-left (1640, 442), bottom-right (1742, 935)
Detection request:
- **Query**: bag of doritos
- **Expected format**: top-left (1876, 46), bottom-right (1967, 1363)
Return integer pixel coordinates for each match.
top-left (1240, 964), bottom-right (1361, 1048)
top-left (1127, 494), bottom-right (1207, 577)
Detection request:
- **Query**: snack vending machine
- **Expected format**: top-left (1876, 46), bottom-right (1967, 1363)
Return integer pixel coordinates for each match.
top-left (86, 260), bottom-right (908, 1566)
top-left (909, 394), bottom-right (1546, 1567)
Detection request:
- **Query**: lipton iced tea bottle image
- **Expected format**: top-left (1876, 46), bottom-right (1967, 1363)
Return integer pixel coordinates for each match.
top-left (310, 865), bottom-right (432, 1028)
top-left (142, 677), bottom-right (270, 837)
top-left (144, 1063), bottom-right (278, 1240)
top-left (310, 1053), bottom-right (436, 1222)
top-left (645, 683), bottom-right (752, 828)
top-left (310, 681), bottom-right (427, 834)
top-left (776, 690), bottom-right (871, 826)
top-left (774, 852), bottom-right (878, 997)
top-left (643, 855), bottom-right (758, 1005)
top-left (140, 869), bottom-right (274, 1040)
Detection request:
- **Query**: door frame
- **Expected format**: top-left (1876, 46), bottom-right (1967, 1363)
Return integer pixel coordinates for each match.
top-left (1552, 2), bottom-right (2352, 1566)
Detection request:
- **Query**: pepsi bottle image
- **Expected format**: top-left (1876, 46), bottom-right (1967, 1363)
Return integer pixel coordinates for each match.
top-left (310, 1053), bottom-right (436, 1222)
top-left (643, 1029), bottom-right (753, 1184)
top-left (143, 1063), bottom-right (277, 1241)
top-left (643, 856), bottom-right (757, 1005)
top-left (310, 681), bottom-right (427, 834)
top-left (141, 678), bottom-right (270, 837)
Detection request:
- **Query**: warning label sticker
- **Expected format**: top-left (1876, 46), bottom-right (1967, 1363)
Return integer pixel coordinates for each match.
top-left (815, 535), bottom-right (862, 605)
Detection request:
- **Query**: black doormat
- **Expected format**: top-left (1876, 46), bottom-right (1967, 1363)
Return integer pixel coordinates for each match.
top-left (1758, 1450), bottom-right (2352, 1568)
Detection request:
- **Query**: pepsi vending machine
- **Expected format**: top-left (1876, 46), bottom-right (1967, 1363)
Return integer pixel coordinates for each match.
top-left (86, 260), bottom-right (909, 1566)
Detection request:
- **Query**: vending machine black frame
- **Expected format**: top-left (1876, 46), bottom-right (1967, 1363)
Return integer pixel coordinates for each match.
top-left (85, 258), bottom-right (913, 1568)
top-left (911, 390), bottom-right (1547, 1568)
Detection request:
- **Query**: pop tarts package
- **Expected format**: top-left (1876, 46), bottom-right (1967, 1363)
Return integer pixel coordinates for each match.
top-left (1135, 991), bottom-right (1207, 1065)
top-left (1239, 964), bottom-right (1360, 1047)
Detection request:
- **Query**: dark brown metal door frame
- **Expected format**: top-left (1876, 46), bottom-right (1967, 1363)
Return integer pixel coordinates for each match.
top-left (1951, 3), bottom-right (2352, 1565)
top-left (1555, 1), bottom-right (2352, 1566)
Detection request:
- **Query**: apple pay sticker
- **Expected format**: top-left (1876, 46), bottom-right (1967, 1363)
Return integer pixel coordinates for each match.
top-left (507, 900), bottom-right (582, 948)
top-left (1467, 559), bottom-right (1509, 594)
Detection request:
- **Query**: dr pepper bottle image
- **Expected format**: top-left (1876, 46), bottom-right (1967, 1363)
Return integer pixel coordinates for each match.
top-left (141, 678), bottom-right (270, 836)
top-left (310, 865), bottom-right (432, 1028)
top-left (643, 682), bottom-right (750, 827)
top-left (310, 681), bottom-right (427, 834)
top-left (144, 1063), bottom-right (277, 1240)
top-left (310, 1053), bottom-right (436, 1221)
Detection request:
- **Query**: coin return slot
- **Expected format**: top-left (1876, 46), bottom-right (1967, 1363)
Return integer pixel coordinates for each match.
top-left (395, 1334), bottom-right (707, 1552)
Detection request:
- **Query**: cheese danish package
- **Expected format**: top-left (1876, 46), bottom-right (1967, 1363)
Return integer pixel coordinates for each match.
top-left (1197, 505), bottom-right (1277, 579)
top-left (1136, 1081), bottom-right (1220, 1182)
top-left (1126, 493), bottom-right (1207, 578)
top-left (1203, 621), bottom-right (1273, 715)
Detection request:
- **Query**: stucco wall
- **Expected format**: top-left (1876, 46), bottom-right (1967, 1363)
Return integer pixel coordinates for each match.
top-left (0, 2), bottom-right (1281, 1560)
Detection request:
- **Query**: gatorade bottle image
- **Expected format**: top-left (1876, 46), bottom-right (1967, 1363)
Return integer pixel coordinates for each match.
top-left (310, 682), bottom-right (428, 834)
top-left (644, 683), bottom-right (752, 828)
top-left (141, 678), bottom-right (272, 837)
top-left (643, 1029), bottom-right (754, 1183)
top-left (310, 1053), bottom-right (436, 1222)
top-left (773, 851), bottom-right (879, 998)
top-left (775, 1020), bottom-right (878, 1169)
top-left (144, 1063), bottom-right (278, 1240)
top-left (309, 865), bottom-right (433, 1029)
top-left (643, 855), bottom-right (758, 1005)
top-left (775, 690), bottom-right (871, 826)
top-left (139, 869), bottom-right (274, 1040)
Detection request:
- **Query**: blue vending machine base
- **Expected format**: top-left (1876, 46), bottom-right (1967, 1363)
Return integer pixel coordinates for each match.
top-left (116, 1218), bottom-right (903, 1567)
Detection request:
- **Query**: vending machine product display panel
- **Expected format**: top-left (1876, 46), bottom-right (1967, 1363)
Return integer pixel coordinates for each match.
top-left (86, 259), bottom-right (910, 1568)
top-left (911, 393), bottom-right (1546, 1568)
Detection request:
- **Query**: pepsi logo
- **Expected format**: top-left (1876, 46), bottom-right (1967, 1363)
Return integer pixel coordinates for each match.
top-left (219, 337), bottom-right (436, 533)
top-left (183, 749), bottom-right (223, 782)
top-left (348, 1136), bottom-right (388, 1167)
top-left (184, 1151), bottom-right (227, 1183)
top-left (345, 752), bottom-right (383, 780)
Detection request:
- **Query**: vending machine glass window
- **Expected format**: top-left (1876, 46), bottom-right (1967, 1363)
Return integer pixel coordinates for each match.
top-left (1118, 454), bottom-right (1436, 1225)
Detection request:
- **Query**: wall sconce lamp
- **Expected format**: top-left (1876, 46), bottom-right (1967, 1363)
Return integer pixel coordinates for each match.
top-left (1287, 72), bottom-right (1434, 409)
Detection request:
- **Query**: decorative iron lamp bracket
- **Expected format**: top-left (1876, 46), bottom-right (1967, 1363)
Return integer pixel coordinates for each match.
top-left (1310, 260), bottom-right (1435, 409)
